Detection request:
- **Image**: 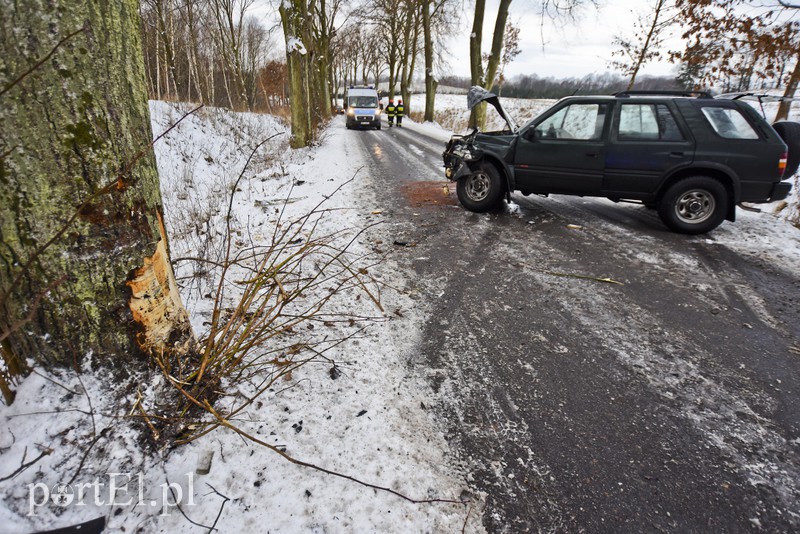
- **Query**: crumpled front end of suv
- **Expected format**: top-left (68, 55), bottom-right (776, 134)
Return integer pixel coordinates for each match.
top-left (442, 87), bottom-right (517, 180)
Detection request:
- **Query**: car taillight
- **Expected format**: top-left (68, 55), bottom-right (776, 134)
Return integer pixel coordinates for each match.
top-left (779, 151), bottom-right (787, 178)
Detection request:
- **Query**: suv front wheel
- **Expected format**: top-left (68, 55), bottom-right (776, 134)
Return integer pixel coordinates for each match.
top-left (457, 163), bottom-right (504, 212)
top-left (658, 176), bottom-right (728, 235)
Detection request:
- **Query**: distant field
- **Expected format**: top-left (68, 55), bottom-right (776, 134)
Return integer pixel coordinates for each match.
top-left (405, 93), bottom-right (554, 132)
top-left (405, 91), bottom-right (799, 134)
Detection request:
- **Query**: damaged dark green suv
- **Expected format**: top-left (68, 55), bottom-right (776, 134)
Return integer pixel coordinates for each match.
top-left (443, 88), bottom-right (798, 234)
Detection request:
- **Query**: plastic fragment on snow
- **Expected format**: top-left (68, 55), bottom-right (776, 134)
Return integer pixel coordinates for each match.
top-left (196, 449), bottom-right (214, 475)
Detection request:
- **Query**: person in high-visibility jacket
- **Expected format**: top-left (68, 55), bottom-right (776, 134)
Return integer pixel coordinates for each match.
top-left (395, 99), bottom-right (404, 127)
top-left (386, 99), bottom-right (396, 127)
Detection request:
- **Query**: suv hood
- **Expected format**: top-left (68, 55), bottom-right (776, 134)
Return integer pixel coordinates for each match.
top-left (467, 86), bottom-right (519, 133)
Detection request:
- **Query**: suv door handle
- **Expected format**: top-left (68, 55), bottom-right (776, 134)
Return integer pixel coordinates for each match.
top-left (586, 152), bottom-right (599, 158)
top-left (669, 151), bottom-right (685, 158)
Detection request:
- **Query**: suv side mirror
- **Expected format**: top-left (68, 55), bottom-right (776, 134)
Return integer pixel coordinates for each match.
top-left (522, 128), bottom-right (540, 142)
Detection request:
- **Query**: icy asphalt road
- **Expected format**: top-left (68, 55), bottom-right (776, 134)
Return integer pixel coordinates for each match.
top-left (348, 117), bottom-right (800, 532)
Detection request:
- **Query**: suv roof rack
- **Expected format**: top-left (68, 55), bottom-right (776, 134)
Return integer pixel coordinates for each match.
top-left (614, 90), bottom-right (714, 99)
top-left (717, 92), bottom-right (800, 102)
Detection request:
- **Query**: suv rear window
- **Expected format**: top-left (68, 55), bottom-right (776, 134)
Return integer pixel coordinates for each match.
top-left (618, 104), bottom-right (684, 141)
top-left (700, 107), bottom-right (759, 139)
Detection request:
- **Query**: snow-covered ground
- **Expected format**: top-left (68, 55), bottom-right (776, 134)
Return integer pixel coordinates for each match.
top-left (1, 93), bottom-right (798, 533)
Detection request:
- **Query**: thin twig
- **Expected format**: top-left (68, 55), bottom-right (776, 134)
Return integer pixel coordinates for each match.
top-left (30, 369), bottom-right (79, 395)
top-left (166, 474), bottom-right (213, 530)
top-left (0, 446), bottom-right (52, 482)
top-left (207, 400), bottom-right (463, 505)
top-left (0, 27), bottom-right (85, 98)
top-left (67, 428), bottom-right (109, 486)
top-left (74, 372), bottom-right (96, 438)
top-left (204, 483), bottom-right (231, 533)
top-left (514, 261), bottom-right (624, 286)
top-left (539, 270), bottom-right (624, 285)
top-left (462, 504), bottom-right (472, 534)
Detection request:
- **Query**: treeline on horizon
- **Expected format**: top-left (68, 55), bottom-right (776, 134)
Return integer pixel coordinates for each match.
top-left (437, 73), bottom-right (688, 99)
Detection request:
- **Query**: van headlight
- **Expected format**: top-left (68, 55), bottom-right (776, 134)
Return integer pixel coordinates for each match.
top-left (347, 108), bottom-right (355, 116)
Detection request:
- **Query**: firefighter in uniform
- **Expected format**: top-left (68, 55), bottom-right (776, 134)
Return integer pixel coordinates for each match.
top-left (395, 99), bottom-right (404, 127)
top-left (386, 99), bottom-right (396, 127)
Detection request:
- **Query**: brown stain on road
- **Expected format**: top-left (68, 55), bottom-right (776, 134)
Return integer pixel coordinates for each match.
top-left (398, 180), bottom-right (458, 207)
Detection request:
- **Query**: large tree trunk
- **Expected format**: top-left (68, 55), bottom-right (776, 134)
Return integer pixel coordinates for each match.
top-left (0, 0), bottom-right (192, 389)
top-left (776, 56), bottom-right (799, 122)
top-left (399, 2), bottom-right (418, 114)
top-left (280, 0), bottom-right (313, 147)
top-left (422, 0), bottom-right (437, 123)
top-left (484, 0), bottom-right (512, 93)
top-left (315, 0), bottom-right (333, 118)
top-left (468, 0), bottom-right (486, 128)
top-left (468, 0), bottom-right (512, 129)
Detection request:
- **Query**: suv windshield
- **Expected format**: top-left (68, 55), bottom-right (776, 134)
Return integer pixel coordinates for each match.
top-left (348, 96), bottom-right (378, 108)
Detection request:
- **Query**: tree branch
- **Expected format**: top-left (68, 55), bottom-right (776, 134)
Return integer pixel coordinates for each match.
top-left (0, 446), bottom-right (52, 482)
top-left (0, 27), bottom-right (86, 98)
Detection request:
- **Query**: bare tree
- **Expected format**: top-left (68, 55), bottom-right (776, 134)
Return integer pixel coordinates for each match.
top-left (493, 20), bottom-right (521, 95)
top-left (398, 0), bottom-right (421, 111)
top-left (611, 0), bottom-right (676, 90)
top-left (422, 0), bottom-right (458, 121)
top-left (369, 0), bottom-right (405, 99)
top-left (674, 0), bottom-right (800, 120)
top-left (211, 0), bottom-right (254, 110)
top-left (142, 0), bottom-right (181, 100)
top-left (242, 16), bottom-right (274, 110)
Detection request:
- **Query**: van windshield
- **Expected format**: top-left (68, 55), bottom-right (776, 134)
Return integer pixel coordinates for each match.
top-left (348, 96), bottom-right (378, 109)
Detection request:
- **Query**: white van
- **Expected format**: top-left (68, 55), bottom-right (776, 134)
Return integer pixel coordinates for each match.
top-left (344, 86), bottom-right (381, 130)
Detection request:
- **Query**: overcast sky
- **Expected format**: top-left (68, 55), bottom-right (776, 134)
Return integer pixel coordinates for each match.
top-left (254, 0), bottom-right (685, 81)
top-left (444, 0), bottom-right (684, 80)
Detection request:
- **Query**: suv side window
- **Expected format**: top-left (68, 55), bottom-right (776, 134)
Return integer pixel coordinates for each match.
top-left (618, 104), bottom-right (684, 141)
top-left (700, 107), bottom-right (759, 139)
top-left (535, 103), bottom-right (607, 140)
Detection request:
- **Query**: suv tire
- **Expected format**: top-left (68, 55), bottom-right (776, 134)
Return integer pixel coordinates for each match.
top-left (658, 176), bottom-right (728, 235)
top-left (772, 121), bottom-right (800, 177)
top-left (457, 163), bottom-right (504, 212)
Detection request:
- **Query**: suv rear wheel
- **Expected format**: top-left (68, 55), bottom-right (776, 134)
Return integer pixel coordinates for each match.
top-left (658, 176), bottom-right (728, 234)
top-left (456, 163), bottom-right (504, 212)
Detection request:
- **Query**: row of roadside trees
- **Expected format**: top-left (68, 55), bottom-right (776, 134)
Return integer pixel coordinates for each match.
top-left (288, 0), bottom-right (800, 139)
top-left (138, 0), bottom-right (799, 146)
